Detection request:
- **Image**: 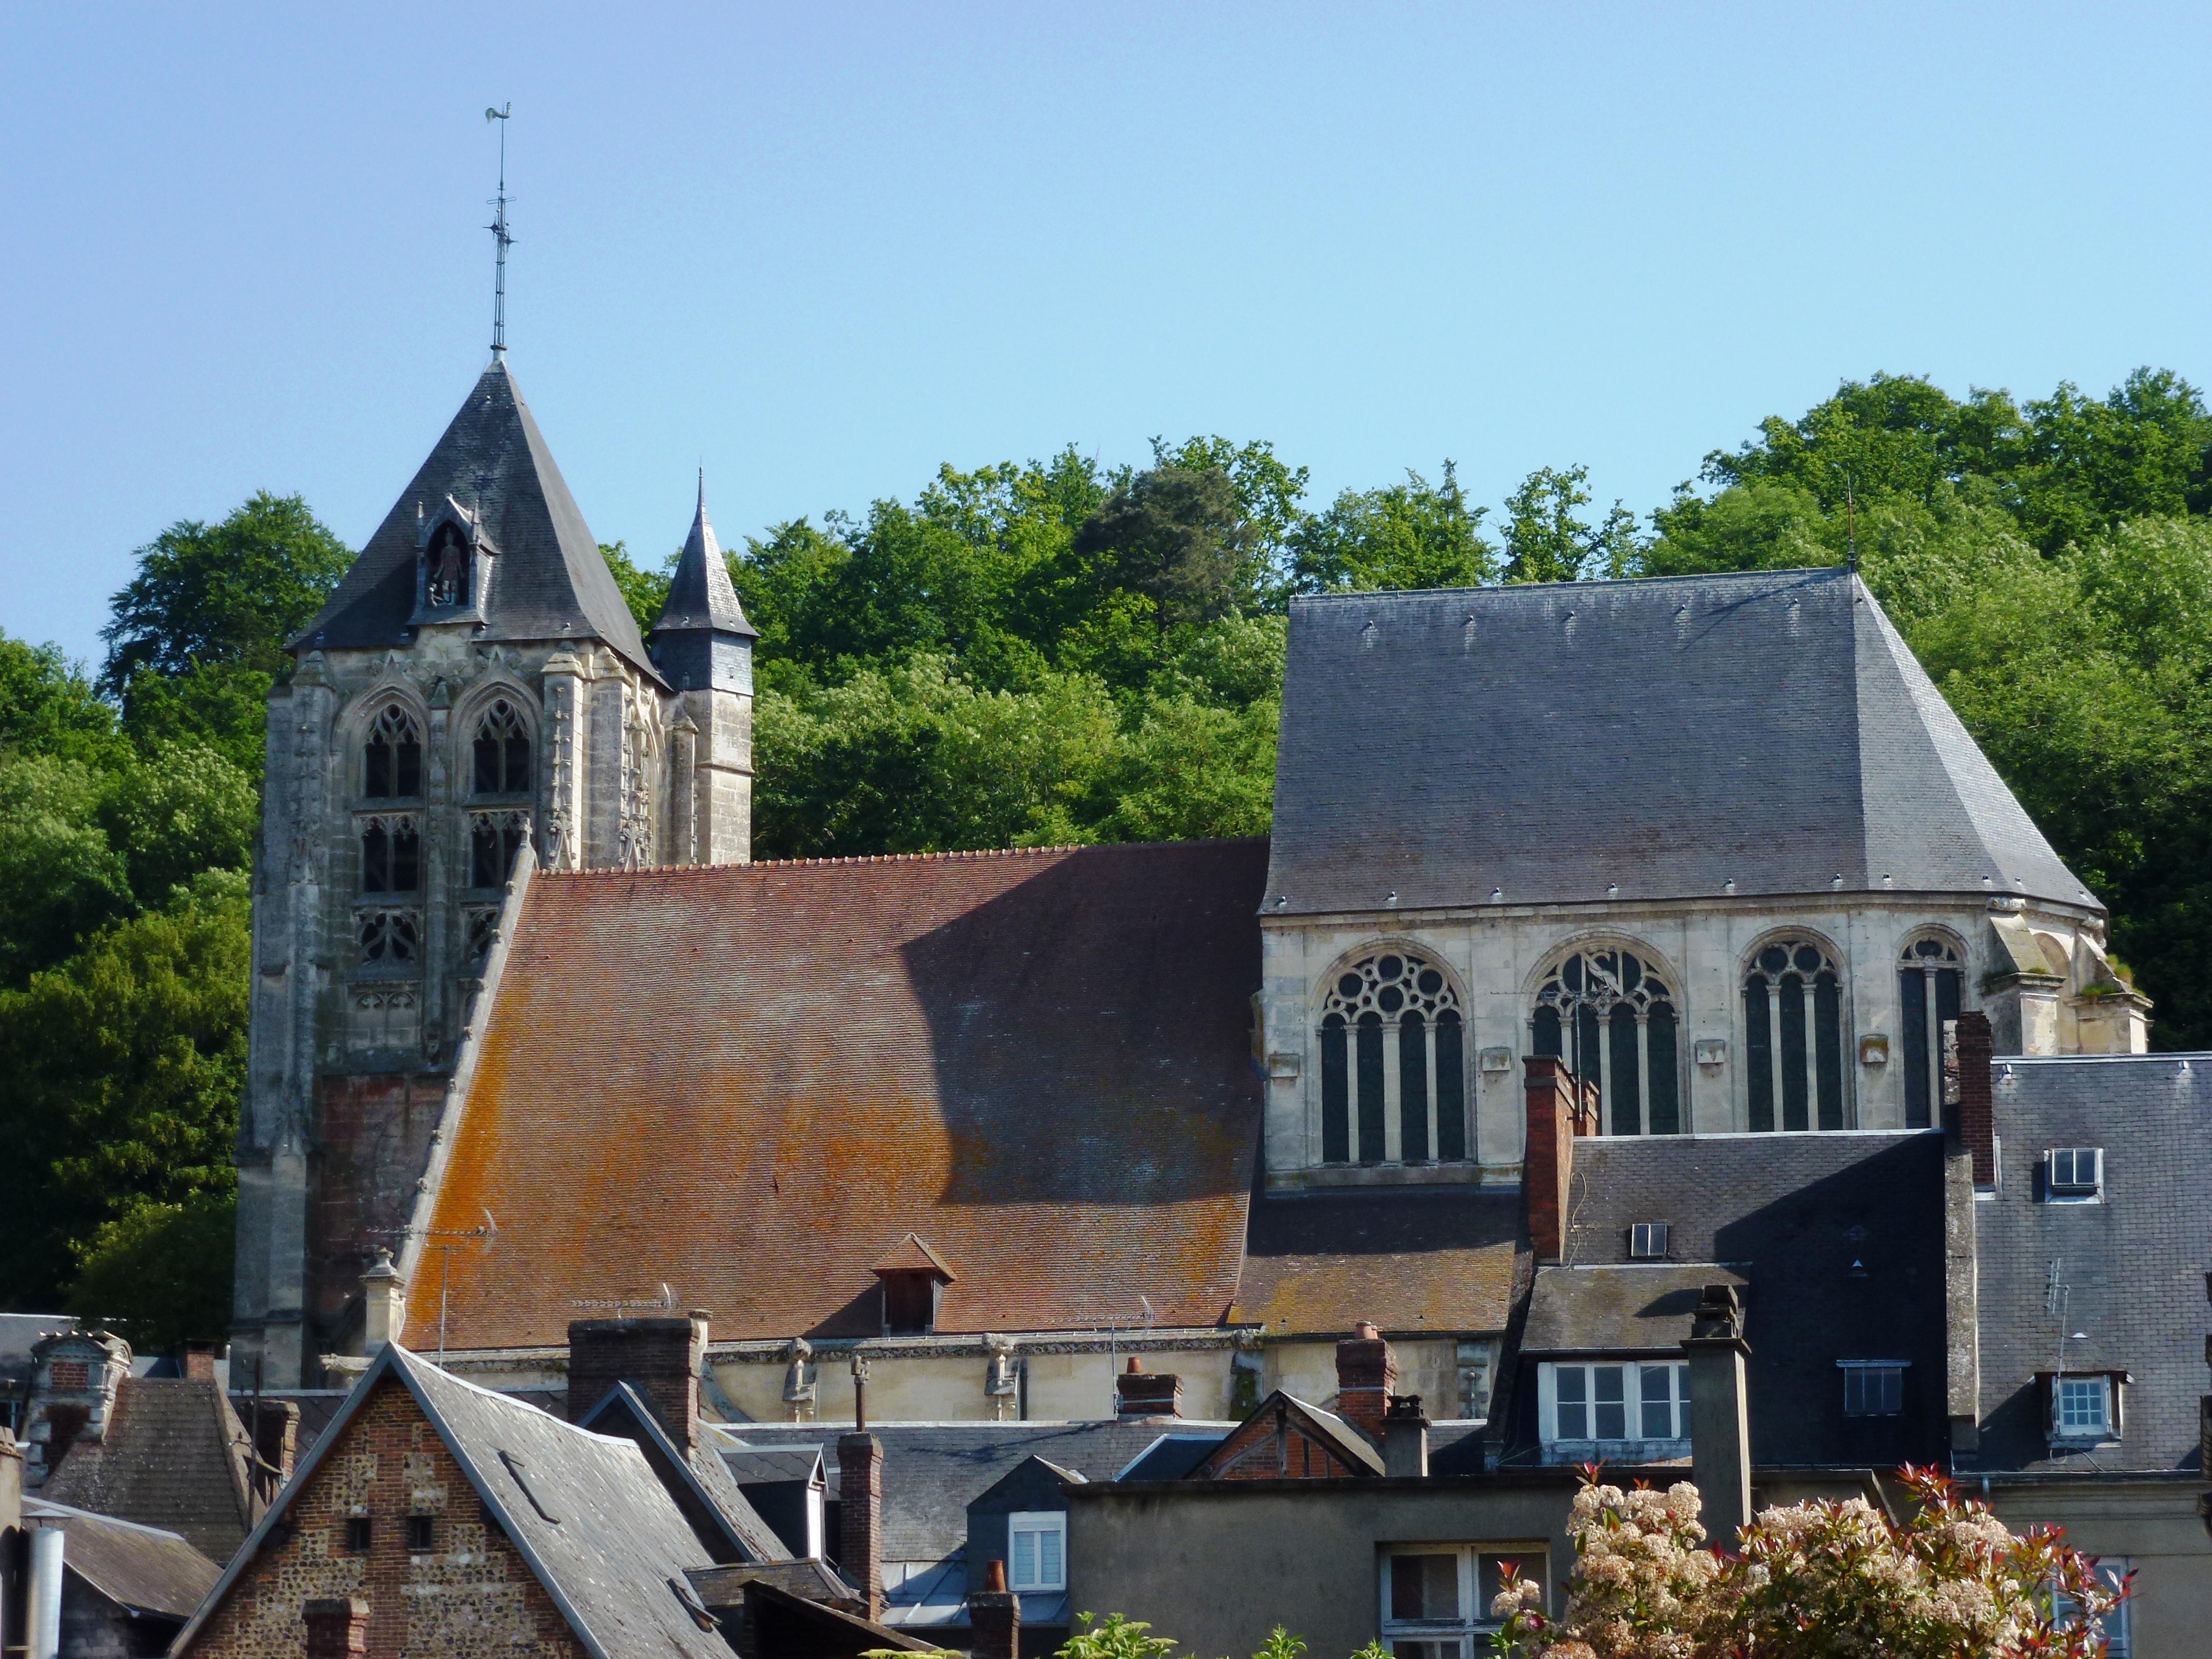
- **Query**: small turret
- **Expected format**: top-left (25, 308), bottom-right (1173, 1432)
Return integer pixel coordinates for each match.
top-left (649, 477), bottom-right (755, 864)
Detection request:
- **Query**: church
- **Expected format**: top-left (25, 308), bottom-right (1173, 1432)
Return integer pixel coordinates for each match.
top-left (231, 353), bottom-right (2150, 1423)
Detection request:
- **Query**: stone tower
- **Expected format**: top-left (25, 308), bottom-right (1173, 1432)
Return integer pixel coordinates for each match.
top-left (232, 360), bottom-right (753, 1384)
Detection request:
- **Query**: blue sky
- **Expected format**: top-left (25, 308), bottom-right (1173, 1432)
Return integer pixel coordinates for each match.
top-left (5, 3), bottom-right (2208, 666)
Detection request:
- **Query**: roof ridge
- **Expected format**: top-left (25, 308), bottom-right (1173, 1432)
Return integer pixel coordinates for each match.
top-left (1291, 566), bottom-right (1851, 604)
top-left (531, 837), bottom-right (1266, 878)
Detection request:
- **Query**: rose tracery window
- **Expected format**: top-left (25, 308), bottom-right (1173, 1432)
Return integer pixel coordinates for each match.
top-left (1533, 947), bottom-right (1680, 1136)
top-left (356, 909), bottom-right (419, 965)
top-left (363, 705), bottom-right (421, 799)
top-left (1318, 951), bottom-right (1466, 1166)
top-left (1745, 939), bottom-right (1846, 1131)
top-left (1899, 935), bottom-right (1962, 1132)
top-left (472, 700), bottom-right (531, 796)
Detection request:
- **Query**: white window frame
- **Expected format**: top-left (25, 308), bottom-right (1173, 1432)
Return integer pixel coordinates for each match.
top-left (2045, 1147), bottom-right (2103, 1202)
top-left (2051, 1558), bottom-right (2132, 1656)
top-left (1837, 1360), bottom-right (1908, 1416)
top-left (2053, 1375), bottom-right (2114, 1441)
top-left (1537, 1360), bottom-right (1691, 1449)
top-left (1377, 1543), bottom-right (1549, 1655)
top-left (1007, 1510), bottom-right (1066, 1592)
top-left (1628, 1222), bottom-right (1670, 1259)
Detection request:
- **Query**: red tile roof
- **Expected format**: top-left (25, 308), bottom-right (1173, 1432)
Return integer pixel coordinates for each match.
top-left (420, 840), bottom-right (1270, 1346)
top-left (871, 1236), bottom-right (956, 1281)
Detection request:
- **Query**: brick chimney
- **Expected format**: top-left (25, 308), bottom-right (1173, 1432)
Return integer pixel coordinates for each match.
top-left (567, 1312), bottom-right (707, 1454)
top-left (1682, 1285), bottom-right (1752, 1546)
top-left (837, 1431), bottom-right (883, 1622)
top-left (970, 1557), bottom-right (1019, 1659)
top-left (1114, 1356), bottom-right (1182, 1419)
top-left (1953, 1011), bottom-right (1996, 1192)
top-left (302, 1599), bottom-right (368, 1659)
top-left (1524, 1055), bottom-right (1591, 1263)
top-left (181, 1344), bottom-right (221, 1382)
top-left (1382, 1394), bottom-right (1430, 1478)
top-left (1334, 1321), bottom-right (1396, 1441)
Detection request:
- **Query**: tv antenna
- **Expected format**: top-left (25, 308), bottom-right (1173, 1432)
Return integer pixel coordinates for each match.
top-left (369, 1211), bottom-right (499, 1366)
top-left (485, 104), bottom-right (515, 358)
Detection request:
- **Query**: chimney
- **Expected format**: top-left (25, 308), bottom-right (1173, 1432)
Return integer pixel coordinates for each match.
top-left (363, 1251), bottom-right (406, 1353)
top-left (182, 1343), bottom-right (221, 1382)
top-left (1953, 1011), bottom-right (1996, 1191)
top-left (1382, 1394), bottom-right (1430, 1478)
top-left (1523, 1055), bottom-right (1591, 1262)
top-left (1114, 1356), bottom-right (1183, 1419)
top-left (1682, 1285), bottom-right (1752, 1546)
top-left (566, 1312), bottom-right (707, 1454)
top-left (837, 1431), bottom-right (883, 1622)
top-left (302, 1598), bottom-right (369, 1659)
top-left (970, 1557), bottom-right (1019, 1659)
top-left (1335, 1321), bottom-right (1396, 1441)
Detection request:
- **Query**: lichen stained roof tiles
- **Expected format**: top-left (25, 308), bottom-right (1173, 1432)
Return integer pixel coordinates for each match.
top-left (1231, 1187), bottom-right (1522, 1335)
top-left (1266, 568), bottom-right (2093, 915)
top-left (420, 838), bottom-right (1269, 1348)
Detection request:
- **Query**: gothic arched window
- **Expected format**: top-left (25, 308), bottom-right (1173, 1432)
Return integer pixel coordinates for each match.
top-left (472, 699), bottom-right (530, 796)
top-left (1899, 934), bottom-right (1962, 1131)
top-left (1743, 938), bottom-right (1845, 1132)
top-left (1533, 947), bottom-right (1679, 1136)
top-left (359, 814), bottom-right (420, 894)
top-left (1318, 950), bottom-right (1465, 1166)
top-left (363, 705), bottom-right (420, 799)
top-left (469, 811), bottom-right (530, 890)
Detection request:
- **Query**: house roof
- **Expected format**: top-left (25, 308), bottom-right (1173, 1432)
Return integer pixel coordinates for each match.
top-left (1973, 1054), bottom-right (2212, 1474)
top-left (576, 1382), bottom-right (791, 1563)
top-left (1266, 569), bottom-right (2094, 915)
top-left (1522, 1264), bottom-right (1751, 1354)
top-left (1498, 1131), bottom-right (1951, 1469)
top-left (22, 1498), bottom-right (219, 1620)
top-left (1192, 1391), bottom-right (1385, 1478)
top-left (717, 1445), bottom-right (824, 1485)
top-left (293, 360), bottom-right (656, 677)
top-left (1231, 1187), bottom-right (1523, 1335)
top-left (726, 1419), bottom-right (1238, 1563)
top-left (40, 1376), bottom-right (256, 1559)
top-left (873, 1235), bottom-right (958, 1281)
top-left (418, 839), bottom-right (1269, 1346)
top-left (174, 1346), bottom-right (728, 1659)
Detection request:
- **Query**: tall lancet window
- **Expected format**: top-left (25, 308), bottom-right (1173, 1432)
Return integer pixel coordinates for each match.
top-left (1318, 950), bottom-right (1466, 1166)
top-left (1898, 935), bottom-right (1963, 1131)
top-left (1532, 947), bottom-right (1681, 1136)
top-left (472, 699), bottom-right (531, 796)
top-left (362, 705), bottom-right (421, 799)
top-left (1743, 939), bottom-right (1846, 1131)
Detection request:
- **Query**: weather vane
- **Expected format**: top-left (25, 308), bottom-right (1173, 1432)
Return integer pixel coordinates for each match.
top-left (485, 104), bottom-right (514, 358)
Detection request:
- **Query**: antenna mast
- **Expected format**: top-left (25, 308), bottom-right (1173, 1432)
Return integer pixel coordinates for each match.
top-left (485, 104), bottom-right (514, 357)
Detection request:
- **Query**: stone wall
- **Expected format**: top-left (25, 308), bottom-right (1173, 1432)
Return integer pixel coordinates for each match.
top-left (182, 1380), bottom-right (584, 1659)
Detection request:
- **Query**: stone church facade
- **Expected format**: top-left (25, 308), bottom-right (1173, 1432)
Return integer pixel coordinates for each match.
top-left (233, 355), bottom-right (2151, 1405)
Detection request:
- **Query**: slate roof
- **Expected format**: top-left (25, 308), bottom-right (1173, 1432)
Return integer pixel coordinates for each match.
top-left (576, 1381), bottom-right (791, 1562)
top-left (726, 1419), bottom-right (1240, 1562)
top-left (294, 360), bottom-right (656, 677)
top-left (1973, 1054), bottom-right (2212, 1474)
top-left (1266, 569), bottom-right (2094, 914)
top-left (1497, 1131), bottom-right (1951, 1469)
top-left (175, 1345), bottom-right (728, 1659)
top-left (651, 478), bottom-right (756, 639)
top-left (22, 1498), bottom-right (220, 1620)
top-left (40, 1376), bottom-right (257, 1559)
top-left (1522, 1264), bottom-right (1751, 1354)
top-left (1232, 1187), bottom-right (1523, 1335)
top-left (420, 840), bottom-right (1269, 1346)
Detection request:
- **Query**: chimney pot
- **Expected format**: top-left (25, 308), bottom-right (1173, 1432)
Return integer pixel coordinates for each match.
top-left (983, 1559), bottom-right (1007, 1594)
top-left (1382, 1394), bottom-right (1430, 1477)
top-left (1125, 1356), bottom-right (1142, 1373)
top-left (970, 1556), bottom-right (1020, 1659)
top-left (1334, 1324), bottom-right (1397, 1442)
top-left (836, 1432), bottom-right (884, 1622)
top-left (1115, 1367), bottom-right (1183, 1419)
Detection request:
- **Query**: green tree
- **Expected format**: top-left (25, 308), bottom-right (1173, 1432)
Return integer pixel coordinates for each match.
top-left (1290, 464), bottom-right (1495, 592)
top-left (1072, 467), bottom-right (1254, 644)
top-left (0, 752), bottom-right (134, 988)
top-left (1501, 464), bottom-right (1640, 582)
top-left (0, 634), bottom-right (123, 765)
top-left (600, 540), bottom-right (676, 636)
top-left (65, 1189), bottom-right (237, 1352)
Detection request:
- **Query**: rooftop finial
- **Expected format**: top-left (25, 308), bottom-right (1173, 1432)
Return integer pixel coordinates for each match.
top-left (485, 104), bottom-right (514, 358)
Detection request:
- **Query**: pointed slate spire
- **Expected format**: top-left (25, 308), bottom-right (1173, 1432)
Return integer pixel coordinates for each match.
top-left (649, 474), bottom-right (757, 694)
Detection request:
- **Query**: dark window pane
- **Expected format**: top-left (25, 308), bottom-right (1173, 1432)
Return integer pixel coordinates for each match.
top-left (1321, 1017), bottom-right (1350, 1164)
top-left (1533, 1005), bottom-right (1562, 1059)
top-left (1576, 1005), bottom-right (1602, 1099)
top-left (1399, 1012), bottom-right (1429, 1163)
top-left (1389, 1554), bottom-right (1458, 1623)
top-left (1646, 1003), bottom-right (1679, 1134)
top-left (1356, 1014), bottom-right (1386, 1163)
top-left (1745, 977), bottom-right (1774, 1132)
top-left (1779, 975), bottom-right (1809, 1131)
top-left (505, 735), bottom-right (530, 793)
top-left (1593, 1366), bottom-right (1626, 1440)
top-left (390, 826), bottom-right (419, 893)
top-left (471, 822), bottom-right (497, 888)
top-left (405, 1515), bottom-right (436, 1552)
top-left (396, 740), bottom-right (420, 798)
top-left (343, 1517), bottom-right (371, 1552)
top-left (1640, 1364), bottom-right (1673, 1438)
top-left (362, 825), bottom-right (389, 894)
top-left (1900, 967), bottom-right (1929, 1128)
top-left (1608, 1004), bottom-right (1641, 1136)
top-left (1435, 1012), bottom-right (1466, 1161)
top-left (366, 741), bottom-right (391, 798)
top-left (1815, 972), bottom-right (1844, 1130)
top-left (1555, 1366), bottom-right (1587, 1438)
top-left (475, 737), bottom-right (500, 795)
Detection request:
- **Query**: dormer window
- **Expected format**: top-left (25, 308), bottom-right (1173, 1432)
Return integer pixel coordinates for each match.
top-left (2046, 1147), bottom-right (2103, 1201)
top-left (1628, 1222), bottom-right (1670, 1260)
top-left (2053, 1374), bottom-right (2115, 1441)
top-left (871, 1233), bottom-right (955, 1336)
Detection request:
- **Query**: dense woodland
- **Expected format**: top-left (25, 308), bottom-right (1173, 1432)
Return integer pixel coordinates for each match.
top-left (5, 370), bottom-right (2208, 1345)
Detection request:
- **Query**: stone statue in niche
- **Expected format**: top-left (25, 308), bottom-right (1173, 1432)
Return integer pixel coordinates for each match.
top-left (427, 525), bottom-right (468, 608)
top-left (985, 1333), bottom-right (1017, 1420)
top-left (781, 1337), bottom-right (816, 1420)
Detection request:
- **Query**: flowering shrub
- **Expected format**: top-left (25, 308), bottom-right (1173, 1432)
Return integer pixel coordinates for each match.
top-left (1492, 1465), bottom-right (2128, 1659)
